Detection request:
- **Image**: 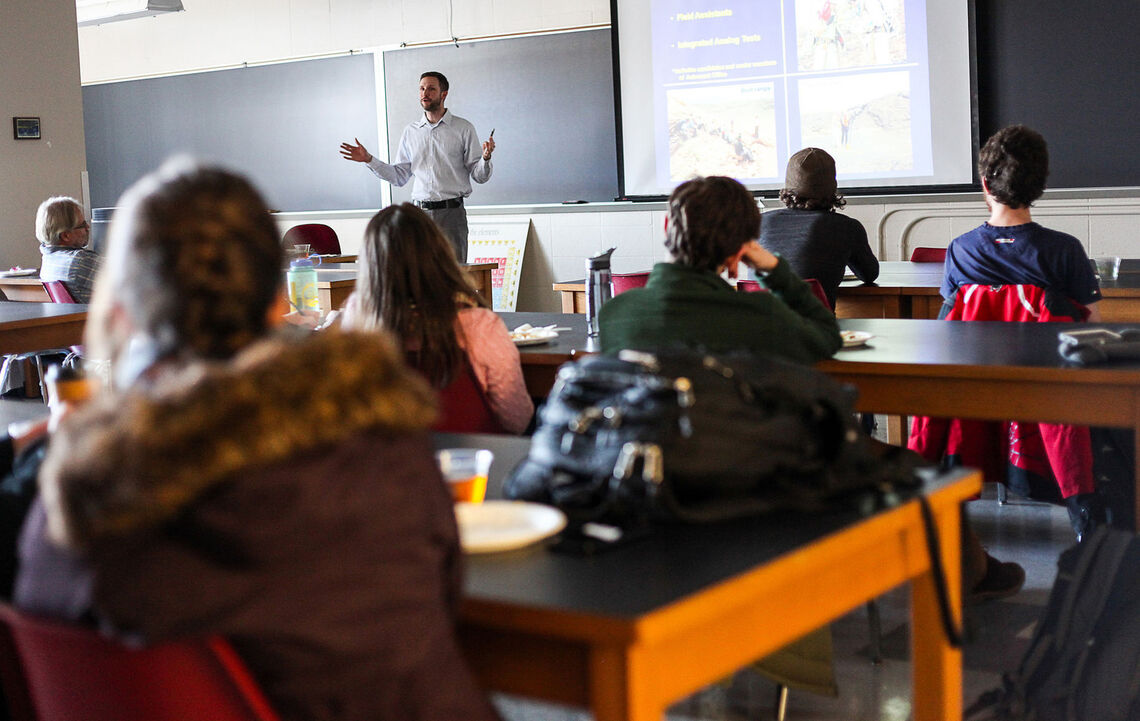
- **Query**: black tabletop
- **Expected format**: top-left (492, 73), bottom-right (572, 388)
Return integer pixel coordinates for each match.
top-left (0, 302), bottom-right (88, 323)
top-left (438, 406), bottom-right (969, 620)
top-left (500, 311), bottom-right (1140, 374)
top-left (834, 318), bottom-right (1140, 372)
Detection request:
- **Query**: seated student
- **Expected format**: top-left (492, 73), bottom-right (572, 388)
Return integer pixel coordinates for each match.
top-left (34, 196), bottom-right (100, 303)
top-left (930, 124), bottom-right (1104, 538)
top-left (600, 175), bottom-right (841, 697)
top-left (339, 203), bottom-right (532, 434)
top-left (15, 160), bottom-right (500, 721)
top-left (600, 175), bottom-right (842, 362)
top-left (759, 147), bottom-right (879, 309)
top-left (941, 124), bottom-right (1101, 319)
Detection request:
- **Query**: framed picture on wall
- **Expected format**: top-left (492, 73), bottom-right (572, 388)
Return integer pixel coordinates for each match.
top-left (13, 117), bottom-right (41, 140)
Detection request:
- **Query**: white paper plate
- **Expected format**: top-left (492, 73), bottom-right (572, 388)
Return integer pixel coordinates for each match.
top-left (510, 330), bottom-right (559, 346)
top-left (455, 500), bottom-right (567, 553)
top-left (0, 268), bottom-right (37, 278)
top-left (841, 330), bottom-right (874, 348)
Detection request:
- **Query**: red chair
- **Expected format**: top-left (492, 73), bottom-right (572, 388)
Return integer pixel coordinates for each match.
top-left (283, 224), bottom-right (341, 255)
top-left (611, 272), bottom-right (650, 295)
top-left (909, 247), bottom-right (947, 263)
top-left (804, 278), bottom-right (833, 310)
top-left (407, 353), bottom-right (505, 433)
top-left (908, 284), bottom-right (1093, 502)
top-left (0, 604), bottom-right (281, 721)
top-left (42, 281), bottom-right (76, 304)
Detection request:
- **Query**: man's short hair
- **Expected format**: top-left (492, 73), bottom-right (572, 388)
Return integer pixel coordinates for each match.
top-left (35, 196), bottom-right (84, 247)
top-left (420, 71), bottom-right (449, 92)
top-left (665, 176), bottom-right (761, 272)
top-left (978, 125), bottom-right (1049, 209)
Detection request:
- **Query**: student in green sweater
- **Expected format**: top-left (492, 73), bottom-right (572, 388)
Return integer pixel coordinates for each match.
top-left (600, 175), bottom-right (841, 362)
top-left (599, 175), bottom-right (841, 698)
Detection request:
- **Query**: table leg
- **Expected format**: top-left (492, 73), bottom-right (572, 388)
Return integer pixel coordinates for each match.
top-left (910, 503), bottom-right (963, 721)
top-left (1133, 394), bottom-right (1140, 530)
top-left (886, 415), bottom-right (907, 445)
top-left (590, 646), bottom-right (668, 721)
top-left (560, 290), bottom-right (578, 314)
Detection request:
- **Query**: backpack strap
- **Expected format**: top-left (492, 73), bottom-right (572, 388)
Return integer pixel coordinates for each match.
top-left (917, 495), bottom-right (963, 648)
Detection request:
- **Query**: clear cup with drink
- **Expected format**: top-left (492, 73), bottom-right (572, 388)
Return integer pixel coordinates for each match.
top-left (435, 449), bottom-right (493, 503)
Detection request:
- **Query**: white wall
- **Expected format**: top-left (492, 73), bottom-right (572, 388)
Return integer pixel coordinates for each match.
top-left (77, 0), bottom-right (1140, 312)
top-left (0, 0), bottom-right (88, 269)
top-left (78, 0), bottom-right (611, 84)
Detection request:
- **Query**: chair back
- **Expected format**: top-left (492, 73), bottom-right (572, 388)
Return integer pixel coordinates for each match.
top-left (407, 353), bottom-right (505, 434)
top-left (948, 283), bottom-right (1088, 322)
top-left (42, 281), bottom-right (77, 304)
top-left (0, 604), bottom-right (281, 721)
top-left (805, 278), bottom-right (833, 310)
top-left (909, 247), bottom-right (947, 263)
top-left (283, 224), bottom-right (341, 255)
top-left (611, 272), bottom-right (650, 295)
top-left (736, 279), bottom-right (764, 293)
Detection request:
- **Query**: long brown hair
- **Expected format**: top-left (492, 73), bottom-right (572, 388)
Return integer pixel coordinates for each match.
top-left (355, 203), bottom-right (489, 386)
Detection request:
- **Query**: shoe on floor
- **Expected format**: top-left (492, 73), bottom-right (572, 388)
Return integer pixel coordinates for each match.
top-left (967, 553), bottom-right (1025, 605)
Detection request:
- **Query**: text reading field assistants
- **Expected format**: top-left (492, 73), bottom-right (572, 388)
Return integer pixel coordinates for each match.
top-left (340, 71), bottom-right (495, 262)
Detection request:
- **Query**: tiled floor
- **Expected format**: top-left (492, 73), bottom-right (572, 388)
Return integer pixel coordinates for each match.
top-left (493, 485), bottom-right (1073, 721)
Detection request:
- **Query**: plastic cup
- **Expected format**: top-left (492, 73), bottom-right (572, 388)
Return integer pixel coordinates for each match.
top-left (436, 449), bottom-right (493, 503)
top-left (1093, 256), bottom-right (1120, 281)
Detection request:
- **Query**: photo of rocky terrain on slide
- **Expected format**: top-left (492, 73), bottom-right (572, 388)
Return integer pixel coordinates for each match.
top-left (667, 84), bottom-right (779, 181)
top-left (799, 72), bottom-right (912, 173)
top-left (796, 0), bottom-right (907, 71)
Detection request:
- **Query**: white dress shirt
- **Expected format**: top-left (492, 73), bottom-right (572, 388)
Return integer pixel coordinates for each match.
top-left (366, 110), bottom-right (492, 202)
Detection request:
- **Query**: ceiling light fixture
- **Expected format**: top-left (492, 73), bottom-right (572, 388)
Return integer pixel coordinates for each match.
top-left (76, 0), bottom-right (184, 27)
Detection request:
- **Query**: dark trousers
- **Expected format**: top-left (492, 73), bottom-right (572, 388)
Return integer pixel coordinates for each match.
top-left (425, 206), bottom-right (468, 262)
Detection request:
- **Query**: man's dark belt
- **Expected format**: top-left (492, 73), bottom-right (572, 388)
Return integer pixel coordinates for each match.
top-left (414, 197), bottom-right (463, 210)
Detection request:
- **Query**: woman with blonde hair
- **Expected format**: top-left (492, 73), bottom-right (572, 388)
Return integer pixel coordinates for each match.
top-left (342, 203), bottom-right (533, 434)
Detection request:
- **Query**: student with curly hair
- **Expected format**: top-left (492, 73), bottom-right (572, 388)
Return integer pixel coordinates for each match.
top-left (16, 159), bottom-right (501, 721)
top-left (758, 147), bottom-right (878, 308)
top-left (599, 175), bottom-right (841, 363)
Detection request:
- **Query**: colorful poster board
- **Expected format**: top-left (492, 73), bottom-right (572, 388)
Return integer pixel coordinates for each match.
top-left (467, 219), bottom-right (530, 312)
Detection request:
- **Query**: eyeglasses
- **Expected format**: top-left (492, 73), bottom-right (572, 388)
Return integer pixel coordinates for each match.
top-left (69, 221), bottom-right (90, 232)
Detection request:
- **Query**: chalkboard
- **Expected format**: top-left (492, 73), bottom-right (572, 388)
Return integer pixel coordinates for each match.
top-left (975, 0), bottom-right (1140, 189)
top-left (82, 53), bottom-right (381, 211)
top-left (382, 29), bottom-right (619, 205)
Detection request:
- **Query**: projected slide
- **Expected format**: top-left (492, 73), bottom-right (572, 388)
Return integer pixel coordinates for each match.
top-left (616, 0), bottom-right (972, 196)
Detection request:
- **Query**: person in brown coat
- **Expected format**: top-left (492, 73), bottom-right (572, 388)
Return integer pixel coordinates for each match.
top-left (15, 158), bottom-right (500, 721)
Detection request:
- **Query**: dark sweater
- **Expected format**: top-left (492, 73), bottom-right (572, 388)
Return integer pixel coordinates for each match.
top-left (598, 257), bottom-right (841, 363)
top-left (758, 208), bottom-right (879, 308)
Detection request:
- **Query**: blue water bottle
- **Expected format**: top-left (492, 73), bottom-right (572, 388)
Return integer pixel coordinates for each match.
top-left (287, 257), bottom-right (320, 314)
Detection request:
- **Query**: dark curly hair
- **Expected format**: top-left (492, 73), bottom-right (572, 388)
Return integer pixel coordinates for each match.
top-left (665, 176), bottom-right (761, 271)
top-left (777, 188), bottom-right (847, 211)
top-left (978, 125), bottom-right (1049, 209)
top-left (93, 158), bottom-right (282, 366)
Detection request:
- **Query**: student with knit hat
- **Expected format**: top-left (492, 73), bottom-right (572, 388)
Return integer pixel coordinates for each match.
top-left (759, 147), bottom-right (879, 308)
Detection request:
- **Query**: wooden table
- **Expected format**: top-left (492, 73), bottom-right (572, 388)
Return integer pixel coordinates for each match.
top-left (553, 262), bottom-right (1140, 321)
top-left (500, 311), bottom-right (1140, 524)
top-left (0, 278), bottom-right (50, 302)
top-left (0, 303), bottom-right (87, 355)
top-left (439, 432), bottom-right (979, 721)
top-left (312, 262), bottom-right (498, 312)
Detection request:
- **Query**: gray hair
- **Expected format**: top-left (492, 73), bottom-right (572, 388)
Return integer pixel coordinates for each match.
top-left (35, 196), bottom-right (84, 247)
